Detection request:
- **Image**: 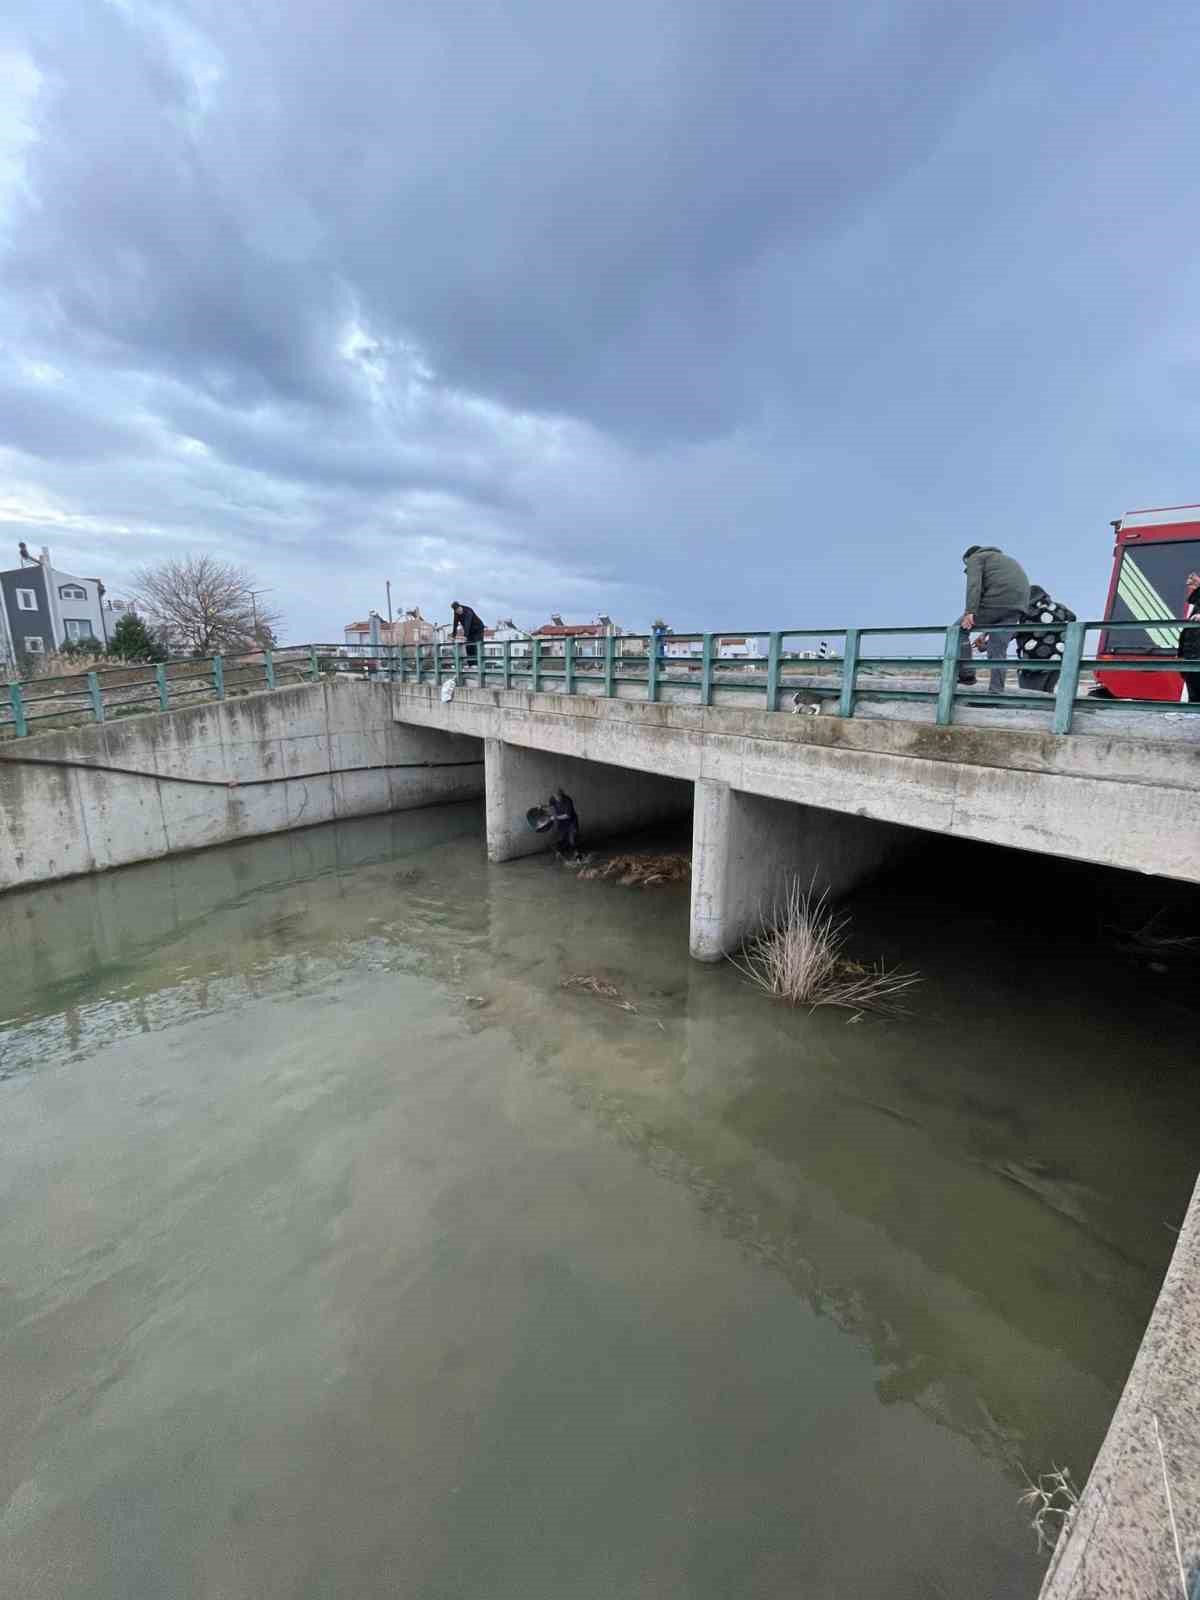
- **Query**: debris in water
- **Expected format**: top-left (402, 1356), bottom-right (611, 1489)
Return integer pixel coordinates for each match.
top-left (576, 852), bottom-right (691, 887)
top-left (560, 973), bottom-right (639, 1012)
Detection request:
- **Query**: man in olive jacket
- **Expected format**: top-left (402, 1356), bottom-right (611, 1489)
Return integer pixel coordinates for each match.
top-left (958, 545), bottom-right (1031, 693)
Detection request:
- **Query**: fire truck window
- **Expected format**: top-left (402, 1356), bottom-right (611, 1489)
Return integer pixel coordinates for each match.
top-left (1108, 540), bottom-right (1200, 652)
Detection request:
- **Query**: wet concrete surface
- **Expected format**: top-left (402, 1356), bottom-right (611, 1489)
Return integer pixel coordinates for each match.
top-left (1, 804), bottom-right (1197, 1598)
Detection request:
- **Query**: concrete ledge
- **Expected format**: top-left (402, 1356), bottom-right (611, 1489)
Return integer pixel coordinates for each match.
top-left (1040, 1174), bottom-right (1200, 1599)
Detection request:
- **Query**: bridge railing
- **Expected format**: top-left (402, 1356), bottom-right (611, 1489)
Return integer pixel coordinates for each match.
top-left (377, 620), bottom-right (1198, 735)
top-left (0, 646), bottom-right (318, 740)
top-left (3, 622), bottom-right (1195, 739)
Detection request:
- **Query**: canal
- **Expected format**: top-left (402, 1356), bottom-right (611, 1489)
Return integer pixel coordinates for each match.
top-left (1, 804), bottom-right (1197, 1598)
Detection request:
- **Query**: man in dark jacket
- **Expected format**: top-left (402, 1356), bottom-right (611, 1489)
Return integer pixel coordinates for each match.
top-left (450, 601), bottom-right (486, 666)
top-left (958, 545), bottom-right (1031, 694)
top-left (547, 788), bottom-right (579, 858)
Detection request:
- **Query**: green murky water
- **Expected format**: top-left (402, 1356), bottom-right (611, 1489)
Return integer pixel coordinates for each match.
top-left (1, 805), bottom-right (1196, 1598)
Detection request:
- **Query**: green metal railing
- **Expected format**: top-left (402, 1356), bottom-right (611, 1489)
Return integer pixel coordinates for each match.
top-left (2, 621), bottom-right (1196, 740)
top-left (370, 620), bottom-right (1198, 736)
top-left (0, 646), bottom-right (317, 740)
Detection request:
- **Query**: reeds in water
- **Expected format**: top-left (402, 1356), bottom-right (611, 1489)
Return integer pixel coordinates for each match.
top-left (731, 880), bottom-right (920, 1015)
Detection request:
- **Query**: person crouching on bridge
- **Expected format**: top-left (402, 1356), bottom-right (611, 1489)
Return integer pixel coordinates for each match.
top-left (957, 545), bottom-right (1031, 694)
top-left (548, 788), bottom-right (580, 860)
top-left (450, 601), bottom-right (486, 667)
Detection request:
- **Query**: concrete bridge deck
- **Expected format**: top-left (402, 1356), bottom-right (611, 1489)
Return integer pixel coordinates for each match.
top-left (389, 679), bottom-right (1200, 960)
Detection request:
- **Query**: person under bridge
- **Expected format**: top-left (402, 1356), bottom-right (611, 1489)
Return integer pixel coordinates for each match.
top-left (547, 788), bottom-right (580, 860)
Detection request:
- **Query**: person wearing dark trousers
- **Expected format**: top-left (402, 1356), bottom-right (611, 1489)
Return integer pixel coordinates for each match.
top-left (451, 601), bottom-right (485, 667)
top-left (1182, 571), bottom-right (1200, 704)
top-left (548, 788), bottom-right (579, 859)
top-left (957, 545), bottom-right (1031, 693)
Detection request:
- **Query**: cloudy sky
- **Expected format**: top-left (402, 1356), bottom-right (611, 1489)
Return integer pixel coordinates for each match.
top-left (1, 1), bottom-right (1197, 642)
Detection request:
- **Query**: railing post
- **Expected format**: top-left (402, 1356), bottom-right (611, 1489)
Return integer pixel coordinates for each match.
top-left (1053, 620), bottom-right (1085, 736)
top-left (936, 625), bottom-right (960, 726)
top-left (212, 654), bottom-right (225, 700)
top-left (604, 633), bottom-right (615, 697)
top-left (9, 680), bottom-right (27, 737)
top-left (479, 640), bottom-right (487, 689)
top-left (838, 629), bottom-right (860, 719)
top-left (397, 645), bottom-right (407, 684)
top-left (156, 661), bottom-right (169, 711)
top-left (264, 648), bottom-right (276, 690)
top-left (503, 638), bottom-right (512, 691)
top-left (453, 641), bottom-right (463, 679)
top-left (701, 634), bottom-right (714, 707)
top-left (532, 637), bottom-right (541, 693)
top-left (564, 634), bottom-right (575, 696)
top-left (86, 670), bottom-right (105, 724)
top-left (765, 632), bottom-right (781, 712)
top-left (308, 645), bottom-right (320, 682)
top-left (647, 635), bottom-right (660, 703)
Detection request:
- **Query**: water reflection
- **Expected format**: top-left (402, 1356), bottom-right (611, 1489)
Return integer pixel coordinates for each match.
top-left (1, 808), bottom-right (1196, 1598)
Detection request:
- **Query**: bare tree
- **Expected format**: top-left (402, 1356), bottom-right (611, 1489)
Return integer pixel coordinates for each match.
top-left (133, 556), bottom-right (283, 656)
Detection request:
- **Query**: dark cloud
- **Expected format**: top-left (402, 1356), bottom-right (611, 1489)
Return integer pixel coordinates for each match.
top-left (0, 367), bottom-right (151, 460)
top-left (2, 0), bottom-right (1199, 640)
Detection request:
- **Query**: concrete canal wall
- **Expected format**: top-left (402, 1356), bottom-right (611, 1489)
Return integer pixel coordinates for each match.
top-left (0, 680), bottom-right (483, 892)
top-left (1039, 1171), bottom-right (1200, 1600)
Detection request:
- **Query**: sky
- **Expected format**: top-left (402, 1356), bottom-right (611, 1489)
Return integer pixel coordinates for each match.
top-left (1, 0), bottom-right (1198, 643)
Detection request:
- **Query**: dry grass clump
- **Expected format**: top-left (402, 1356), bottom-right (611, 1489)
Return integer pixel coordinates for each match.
top-left (1019, 1465), bottom-right (1080, 1555)
top-left (731, 880), bottom-right (920, 1015)
top-left (26, 649), bottom-right (110, 680)
top-left (577, 852), bottom-right (691, 887)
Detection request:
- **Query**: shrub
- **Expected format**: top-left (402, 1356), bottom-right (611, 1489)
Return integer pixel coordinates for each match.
top-left (731, 879), bottom-right (920, 1014)
top-left (108, 612), bottom-right (167, 663)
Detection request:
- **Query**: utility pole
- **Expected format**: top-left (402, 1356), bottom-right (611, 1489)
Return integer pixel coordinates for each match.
top-left (248, 587), bottom-right (273, 644)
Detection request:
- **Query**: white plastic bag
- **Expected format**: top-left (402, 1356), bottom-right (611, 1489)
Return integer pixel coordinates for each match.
top-left (440, 677), bottom-right (457, 703)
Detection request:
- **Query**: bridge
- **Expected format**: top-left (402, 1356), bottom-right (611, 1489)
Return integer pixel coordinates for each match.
top-left (2, 625), bottom-right (1198, 948)
top-left (0, 627), bottom-right (1198, 1598)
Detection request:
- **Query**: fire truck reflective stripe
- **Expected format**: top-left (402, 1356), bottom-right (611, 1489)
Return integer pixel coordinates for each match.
top-left (1117, 558), bottom-right (1182, 649)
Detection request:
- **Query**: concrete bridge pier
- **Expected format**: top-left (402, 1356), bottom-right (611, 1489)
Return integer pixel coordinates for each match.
top-left (483, 739), bottom-right (692, 863)
top-left (689, 780), bottom-right (910, 961)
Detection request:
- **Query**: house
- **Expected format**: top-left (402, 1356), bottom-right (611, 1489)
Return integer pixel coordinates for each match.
top-left (530, 614), bottom-right (620, 658)
top-left (486, 619), bottom-right (532, 659)
top-left (343, 608), bottom-right (436, 650)
top-left (0, 546), bottom-right (110, 671)
top-left (658, 634), bottom-right (771, 663)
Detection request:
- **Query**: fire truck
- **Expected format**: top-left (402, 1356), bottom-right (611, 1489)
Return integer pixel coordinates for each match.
top-left (1095, 505), bottom-right (1200, 701)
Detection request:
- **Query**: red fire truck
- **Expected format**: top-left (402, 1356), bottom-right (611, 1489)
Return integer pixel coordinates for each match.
top-left (1095, 505), bottom-right (1200, 701)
